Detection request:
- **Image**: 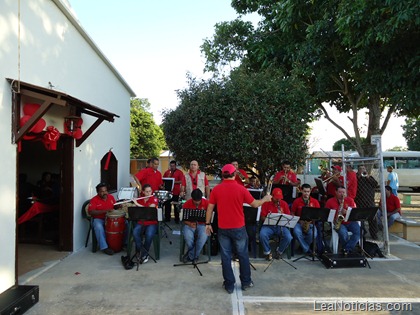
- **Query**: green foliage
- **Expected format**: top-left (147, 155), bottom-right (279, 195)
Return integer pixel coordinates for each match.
top-left (403, 117), bottom-right (420, 151)
top-left (201, 0), bottom-right (420, 156)
top-left (130, 98), bottom-right (166, 159)
top-left (162, 67), bottom-right (315, 184)
top-left (333, 137), bottom-right (367, 151)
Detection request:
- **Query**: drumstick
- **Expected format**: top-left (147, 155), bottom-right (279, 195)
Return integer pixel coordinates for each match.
top-left (114, 195), bottom-right (149, 206)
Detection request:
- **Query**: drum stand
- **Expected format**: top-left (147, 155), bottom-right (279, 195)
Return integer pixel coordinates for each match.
top-left (173, 209), bottom-right (209, 276)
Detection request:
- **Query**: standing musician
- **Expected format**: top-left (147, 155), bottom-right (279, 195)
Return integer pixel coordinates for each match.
top-left (88, 182), bottom-right (117, 255)
top-left (180, 160), bottom-right (210, 200)
top-left (231, 160), bottom-right (249, 186)
top-left (273, 160), bottom-right (299, 186)
top-left (325, 165), bottom-right (344, 199)
top-left (346, 164), bottom-right (358, 199)
top-left (134, 157), bottom-right (164, 193)
top-left (246, 176), bottom-right (261, 189)
top-left (163, 160), bottom-right (185, 223)
top-left (291, 184), bottom-right (320, 255)
top-left (132, 184), bottom-right (159, 264)
top-left (325, 186), bottom-right (359, 255)
top-left (181, 189), bottom-right (209, 263)
top-left (259, 188), bottom-right (293, 260)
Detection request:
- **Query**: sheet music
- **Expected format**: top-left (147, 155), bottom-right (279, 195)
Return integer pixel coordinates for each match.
top-left (157, 207), bottom-right (163, 222)
top-left (292, 187), bottom-right (297, 198)
top-left (327, 209), bottom-right (336, 222)
top-left (243, 204), bottom-right (261, 222)
top-left (263, 213), bottom-right (300, 228)
top-left (345, 207), bottom-right (352, 221)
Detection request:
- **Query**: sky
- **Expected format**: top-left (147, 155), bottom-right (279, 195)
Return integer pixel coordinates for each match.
top-left (67, 0), bottom-right (407, 152)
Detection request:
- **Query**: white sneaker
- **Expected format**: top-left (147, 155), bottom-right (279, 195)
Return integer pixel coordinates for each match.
top-left (141, 256), bottom-right (149, 264)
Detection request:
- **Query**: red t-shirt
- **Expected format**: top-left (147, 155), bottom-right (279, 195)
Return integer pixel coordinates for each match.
top-left (163, 169), bottom-right (184, 196)
top-left (88, 194), bottom-right (116, 219)
top-left (291, 197), bottom-right (320, 217)
top-left (384, 194), bottom-right (401, 215)
top-left (326, 175), bottom-right (344, 196)
top-left (234, 169), bottom-right (249, 186)
top-left (209, 180), bottom-right (254, 229)
top-left (137, 196), bottom-right (159, 225)
top-left (273, 170), bottom-right (297, 185)
top-left (135, 167), bottom-right (163, 192)
top-left (346, 170), bottom-right (358, 199)
top-left (261, 200), bottom-right (290, 218)
top-left (182, 198), bottom-right (209, 225)
top-left (325, 196), bottom-right (356, 225)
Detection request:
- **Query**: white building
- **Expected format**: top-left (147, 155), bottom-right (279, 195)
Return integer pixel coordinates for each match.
top-left (0, 0), bottom-right (135, 295)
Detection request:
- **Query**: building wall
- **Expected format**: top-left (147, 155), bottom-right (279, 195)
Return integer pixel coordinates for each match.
top-left (0, 0), bottom-right (132, 293)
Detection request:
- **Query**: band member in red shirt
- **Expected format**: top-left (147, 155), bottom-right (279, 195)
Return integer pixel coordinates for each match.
top-left (163, 160), bottom-right (185, 223)
top-left (273, 160), bottom-right (299, 186)
top-left (326, 165), bottom-right (344, 199)
top-left (231, 160), bottom-right (249, 186)
top-left (134, 157), bottom-right (163, 193)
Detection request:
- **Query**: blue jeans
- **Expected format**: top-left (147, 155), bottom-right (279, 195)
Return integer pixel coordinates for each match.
top-left (392, 188), bottom-right (398, 196)
top-left (378, 210), bottom-right (401, 228)
top-left (337, 222), bottom-right (360, 252)
top-left (259, 226), bottom-right (293, 255)
top-left (218, 227), bottom-right (252, 290)
top-left (133, 223), bottom-right (157, 258)
top-left (92, 218), bottom-right (108, 250)
top-left (293, 222), bottom-right (317, 253)
top-left (183, 224), bottom-right (207, 260)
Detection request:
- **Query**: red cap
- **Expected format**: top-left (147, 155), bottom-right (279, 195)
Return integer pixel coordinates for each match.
top-left (221, 164), bottom-right (236, 175)
top-left (272, 188), bottom-right (283, 199)
top-left (332, 165), bottom-right (342, 172)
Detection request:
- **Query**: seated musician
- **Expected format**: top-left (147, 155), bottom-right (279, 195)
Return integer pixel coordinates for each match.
top-left (259, 188), bottom-right (293, 260)
top-left (88, 182), bottom-right (117, 255)
top-left (378, 185), bottom-right (402, 228)
top-left (181, 189), bottom-right (209, 263)
top-left (133, 184), bottom-right (159, 264)
top-left (291, 183), bottom-right (320, 255)
top-left (325, 186), bottom-right (359, 255)
top-left (245, 176), bottom-right (261, 189)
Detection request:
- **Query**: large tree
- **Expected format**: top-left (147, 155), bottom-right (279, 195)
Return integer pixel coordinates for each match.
top-left (403, 117), bottom-right (420, 151)
top-left (130, 98), bottom-right (166, 159)
top-left (162, 67), bottom-right (315, 184)
top-left (202, 0), bottom-right (419, 157)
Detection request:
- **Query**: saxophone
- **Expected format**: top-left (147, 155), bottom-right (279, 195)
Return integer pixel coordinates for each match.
top-left (334, 198), bottom-right (345, 231)
top-left (302, 198), bottom-right (311, 234)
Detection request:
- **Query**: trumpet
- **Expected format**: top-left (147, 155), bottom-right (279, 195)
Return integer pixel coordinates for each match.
top-left (361, 171), bottom-right (368, 177)
top-left (235, 170), bottom-right (246, 182)
top-left (322, 173), bottom-right (340, 184)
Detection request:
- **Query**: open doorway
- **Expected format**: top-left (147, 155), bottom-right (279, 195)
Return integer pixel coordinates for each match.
top-left (17, 137), bottom-right (73, 277)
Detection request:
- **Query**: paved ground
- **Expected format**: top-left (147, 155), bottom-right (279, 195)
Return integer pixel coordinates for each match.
top-left (20, 219), bottom-right (420, 315)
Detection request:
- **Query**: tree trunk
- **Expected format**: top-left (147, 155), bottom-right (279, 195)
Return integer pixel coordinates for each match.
top-left (363, 96), bottom-right (382, 157)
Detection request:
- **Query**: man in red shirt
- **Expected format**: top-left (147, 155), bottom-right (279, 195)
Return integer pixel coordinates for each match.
top-left (325, 186), bottom-right (359, 254)
top-left (134, 157), bottom-right (163, 192)
top-left (180, 160), bottom-right (210, 200)
top-left (231, 160), bottom-right (249, 186)
top-left (181, 189), bottom-right (209, 263)
top-left (259, 188), bottom-right (293, 260)
top-left (291, 184), bottom-right (320, 255)
top-left (379, 185), bottom-right (402, 228)
top-left (88, 183), bottom-right (116, 255)
top-left (163, 160), bottom-right (185, 223)
top-left (346, 164), bottom-right (358, 199)
top-left (273, 160), bottom-right (299, 186)
top-left (205, 164), bottom-right (271, 294)
top-left (326, 165), bottom-right (344, 199)
top-left (132, 184), bottom-right (159, 264)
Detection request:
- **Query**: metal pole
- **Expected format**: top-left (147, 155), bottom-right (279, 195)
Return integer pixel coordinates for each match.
top-left (342, 144), bottom-right (347, 192)
top-left (372, 135), bottom-right (390, 256)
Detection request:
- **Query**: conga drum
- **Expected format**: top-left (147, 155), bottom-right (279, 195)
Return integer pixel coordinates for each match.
top-left (105, 210), bottom-right (126, 253)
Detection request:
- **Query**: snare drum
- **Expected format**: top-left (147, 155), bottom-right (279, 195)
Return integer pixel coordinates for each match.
top-left (105, 210), bottom-right (126, 253)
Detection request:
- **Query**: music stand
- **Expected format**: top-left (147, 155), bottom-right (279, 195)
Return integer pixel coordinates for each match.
top-left (293, 207), bottom-right (332, 263)
top-left (127, 207), bottom-right (160, 270)
top-left (173, 208), bottom-right (209, 276)
top-left (247, 189), bottom-right (263, 200)
top-left (243, 204), bottom-right (261, 268)
top-left (271, 184), bottom-right (295, 205)
top-left (262, 213), bottom-right (299, 272)
top-left (314, 179), bottom-right (326, 196)
top-left (162, 177), bottom-right (175, 192)
top-left (346, 207), bottom-right (378, 267)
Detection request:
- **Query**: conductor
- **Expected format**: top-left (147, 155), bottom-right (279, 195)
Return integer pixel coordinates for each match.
top-left (205, 164), bottom-right (271, 294)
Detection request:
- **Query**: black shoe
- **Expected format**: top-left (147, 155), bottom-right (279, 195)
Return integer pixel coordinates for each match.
top-left (273, 251), bottom-right (282, 260)
top-left (265, 253), bottom-right (273, 261)
top-left (242, 281), bottom-right (254, 291)
top-left (182, 254), bottom-right (192, 263)
top-left (103, 248), bottom-right (114, 255)
top-left (223, 284), bottom-right (234, 294)
top-left (174, 219), bottom-right (180, 224)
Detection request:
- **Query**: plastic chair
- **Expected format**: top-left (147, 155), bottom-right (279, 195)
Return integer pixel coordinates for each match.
top-left (81, 200), bottom-right (98, 252)
top-left (126, 219), bottom-right (161, 260)
top-left (178, 222), bottom-right (211, 262)
top-left (331, 221), bottom-right (362, 254)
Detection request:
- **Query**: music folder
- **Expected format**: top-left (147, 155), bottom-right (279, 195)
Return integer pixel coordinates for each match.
top-left (263, 213), bottom-right (300, 228)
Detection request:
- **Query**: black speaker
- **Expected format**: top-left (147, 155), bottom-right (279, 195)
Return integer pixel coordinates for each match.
top-left (321, 253), bottom-right (368, 269)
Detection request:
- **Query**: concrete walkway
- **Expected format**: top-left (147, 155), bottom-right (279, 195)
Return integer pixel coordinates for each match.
top-left (21, 224), bottom-right (420, 315)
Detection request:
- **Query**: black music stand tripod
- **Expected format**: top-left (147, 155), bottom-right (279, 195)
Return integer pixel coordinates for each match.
top-left (293, 207), bottom-right (331, 263)
top-left (127, 207), bottom-right (158, 271)
top-left (263, 214), bottom-right (297, 272)
top-left (346, 207), bottom-right (379, 269)
top-left (243, 205), bottom-right (260, 270)
top-left (173, 208), bottom-right (209, 276)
